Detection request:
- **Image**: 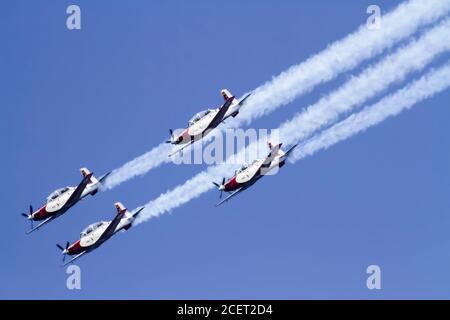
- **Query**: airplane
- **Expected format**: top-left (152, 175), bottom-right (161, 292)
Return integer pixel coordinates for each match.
top-left (213, 142), bottom-right (298, 206)
top-left (21, 168), bottom-right (111, 234)
top-left (57, 202), bottom-right (145, 266)
top-left (166, 89), bottom-right (252, 156)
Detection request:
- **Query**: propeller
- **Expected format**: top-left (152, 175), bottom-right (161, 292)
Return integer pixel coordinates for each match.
top-left (165, 129), bottom-right (174, 143)
top-left (212, 177), bottom-right (226, 199)
top-left (57, 242), bottom-right (70, 262)
top-left (21, 205), bottom-right (33, 230)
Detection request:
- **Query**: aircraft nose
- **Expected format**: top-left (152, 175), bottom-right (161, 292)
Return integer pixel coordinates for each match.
top-left (219, 185), bottom-right (225, 191)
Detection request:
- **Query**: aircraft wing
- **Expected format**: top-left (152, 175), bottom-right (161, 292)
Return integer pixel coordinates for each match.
top-left (168, 141), bottom-right (194, 157)
top-left (66, 173), bottom-right (93, 207)
top-left (62, 251), bottom-right (87, 267)
top-left (98, 207), bottom-right (127, 243)
top-left (26, 216), bottom-right (54, 234)
top-left (215, 188), bottom-right (246, 207)
top-left (206, 96), bottom-right (235, 130)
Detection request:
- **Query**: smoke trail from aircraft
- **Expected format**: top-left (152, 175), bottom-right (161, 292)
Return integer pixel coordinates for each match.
top-left (260, 18), bottom-right (450, 147)
top-left (133, 58), bottom-right (450, 225)
top-left (102, 0), bottom-right (450, 190)
top-left (289, 61), bottom-right (450, 162)
top-left (231, 0), bottom-right (450, 127)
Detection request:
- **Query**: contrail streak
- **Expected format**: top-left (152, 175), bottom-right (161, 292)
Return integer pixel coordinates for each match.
top-left (233, 0), bottom-right (450, 126)
top-left (133, 56), bottom-right (450, 225)
top-left (274, 18), bottom-right (450, 147)
top-left (102, 0), bottom-right (450, 190)
top-left (290, 62), bottom-right (450, 162)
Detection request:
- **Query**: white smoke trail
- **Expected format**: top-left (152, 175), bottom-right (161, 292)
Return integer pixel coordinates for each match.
top-left (234, 0), bottom-right (450, 126)
top-left (270, 18), bottom-right (450, 147)
top-left (291, 62), bottom-right (450, 162)
top-left (133, 56), bottom-right (450, 225)
top-left (102, 0), bottom-right (450, 190)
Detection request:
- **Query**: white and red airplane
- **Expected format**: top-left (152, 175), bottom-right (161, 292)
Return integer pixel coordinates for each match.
top-left (22, 168), bottom-right (110, 234)
top-left (213, 142), bottom-right (298, 206)
top-left (57, 202), bottom-right (145, 266)
top-left (166, 89), bottom-right (252, 156)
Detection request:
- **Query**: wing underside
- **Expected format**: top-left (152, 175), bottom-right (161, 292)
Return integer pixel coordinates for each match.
top-left (168, 140), bottom-right (194, 157)
top-left (215, 187), bottom-right (247, 207)
top-left (26, 216), bottom-right (54, 234)
top-left (62, 251), bottom-right (87, 267)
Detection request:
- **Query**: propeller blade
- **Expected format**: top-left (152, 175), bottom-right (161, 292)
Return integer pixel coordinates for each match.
top-left (56, 244), bottom-right (64, 251)
top-left (29, 205), bottom-right (33, 215)
top-left (220, 191), bottom-right (223, 199)
top-left (21, 213), bottom-right (28, 218)
top-left (166, 129), bottom-right (175, 143)
top-left (66, 242), bottom-right (70, 250)
top-left (222, 177), bottom-right (226, 185)
top-left (212, 182), bottom-right (220, 188)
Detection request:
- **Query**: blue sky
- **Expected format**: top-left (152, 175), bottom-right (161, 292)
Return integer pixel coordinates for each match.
top-left (2, 0), bottom-right (450, 299)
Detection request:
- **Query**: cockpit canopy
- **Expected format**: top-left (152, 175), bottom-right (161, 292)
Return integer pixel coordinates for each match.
top-left (46, 187), bottom-right (71, 203)
top-left (237, 160), bottom-right (260, 173)
top-left (188, 109), bottom-right (214, 126)
top-left (237, 163), bottom-right (249, 173)
top-left (80, 221), bottom-right (107, 237)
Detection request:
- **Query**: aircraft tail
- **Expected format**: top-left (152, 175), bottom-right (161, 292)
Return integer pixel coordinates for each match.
top-left (268, 142), bottom-right (284, 156)
top-left (221, 89), bottom-right (239, 105)
top-left (80, 168), bottom-right (98, 184)
top-left (115, 202), bottom-right (133, 219)
top-left (115, 202), bottom-right (143, 230)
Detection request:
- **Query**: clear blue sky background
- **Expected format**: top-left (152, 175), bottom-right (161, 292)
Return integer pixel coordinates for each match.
top-left (2, 0), bottom-right (450, 299)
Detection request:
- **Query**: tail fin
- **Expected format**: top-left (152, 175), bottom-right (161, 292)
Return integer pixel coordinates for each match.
top-left (115, 202), bottom-right (132, 218)
top-left (114, 202), bottom-right (126, 213)
top-left (221, 89), bottom-right (238, 104)
top-left (268, 142), bottom-right (283, 156)
top-left (80, 168), bottom-right (99, 184)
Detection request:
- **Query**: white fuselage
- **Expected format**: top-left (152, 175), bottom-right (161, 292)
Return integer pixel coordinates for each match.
top-left (45, 182), bottom-right (100, 213)
top-left (236, 151), bottom-right (287, 184)
top-left (79, 216), bottom-right (132, 249)
top-left (187, 109), bottom-right (219, 136)
top-left (183, 98), bottom-right (240, 139)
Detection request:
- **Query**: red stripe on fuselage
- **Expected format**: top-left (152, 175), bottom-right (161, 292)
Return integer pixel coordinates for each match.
top-left (180, 128), bottom-right (190, 143)
top-left (68, 240), bottom-right (84, 255)
top-left (32, 206), bottom-right (49, 221)
top-left (224, 176), bottom-right (241, 191)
